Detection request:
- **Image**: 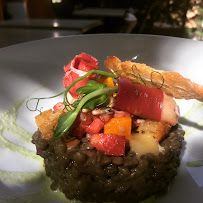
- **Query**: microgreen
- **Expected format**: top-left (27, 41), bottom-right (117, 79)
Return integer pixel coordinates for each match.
top-left (76, 80), bottom-right (107, 94)
top-left (53, 85), bottom-right (118, 140)
top-left (26, 70), bottom-right (117, 113)
top-left (26, 69), bottom-right (118, 140)
top-left (62, 70), bottom-right (118, 110)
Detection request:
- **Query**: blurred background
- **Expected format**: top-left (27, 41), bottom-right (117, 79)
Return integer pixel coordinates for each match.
top-left (0, 0), bottom-right (202, 47)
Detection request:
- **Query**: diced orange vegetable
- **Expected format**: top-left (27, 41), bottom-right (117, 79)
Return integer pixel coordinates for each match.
top-left (104, 117), bottom-right (132, 140)
top-left (96, 76), bottom-right (115, 87)
top-left (103, 77), bottom-right (115, 87)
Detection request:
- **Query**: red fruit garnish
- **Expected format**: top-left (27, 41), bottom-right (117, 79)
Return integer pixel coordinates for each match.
top-left (53, 102), bottom-right (64, 112)
top-left (72, 112), bottom-right (93, 138)
top-left (90, 133), bottom-right (125, 156)
top-left (86, 118), bottom-right (104, 134)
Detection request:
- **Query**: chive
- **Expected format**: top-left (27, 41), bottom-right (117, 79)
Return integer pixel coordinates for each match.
top-left (150, 71), bottom-right (164, 89)
top-left (26, 91), bottom-right (64, 113)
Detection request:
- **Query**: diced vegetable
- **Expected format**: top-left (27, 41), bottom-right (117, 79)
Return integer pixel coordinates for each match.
top-left (53, 86), bottom-right (118, 140)
top-left (103, 77), bottom-right (115, 87)
top-left (104, 117), bottom-right (132, 140)
top-left (72, 112), bottom-right (93, 138)
top-left (86, 118), bottom-right (104, 134)
top-left (96, 76), bottom-right (115, 87)
top-left (53, 102), bottom-right (64, 112)
top-left (90, 133), bottom-right (125, 156)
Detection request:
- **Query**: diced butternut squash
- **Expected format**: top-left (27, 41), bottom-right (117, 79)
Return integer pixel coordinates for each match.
top-left (103, 77), bottom-right (115, 87)
top-left (104, 117), bottom-right (132, 140)
top-left (96, 76), bottom-right (115, 87)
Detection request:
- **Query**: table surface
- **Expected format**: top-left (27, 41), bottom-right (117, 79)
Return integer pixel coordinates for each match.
top-left (0, 19), bottom-right (103, 33)
top-left (73, 8), bottom-right (126, 18)
top-left (0, 27), bottom-right (80, 48)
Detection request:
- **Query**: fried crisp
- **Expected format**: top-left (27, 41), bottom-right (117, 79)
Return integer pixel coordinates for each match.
top-left (137, 119), bottom-right (171, 142)
top-left (104, 56), bottom-right (203, 102)
top-left (35, 109), bottom-right (62, 140)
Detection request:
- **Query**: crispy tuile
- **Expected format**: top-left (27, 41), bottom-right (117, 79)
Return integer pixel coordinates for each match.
top-left (104, 56), bottom-right (203, 102)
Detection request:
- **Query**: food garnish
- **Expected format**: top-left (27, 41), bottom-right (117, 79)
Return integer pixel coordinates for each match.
top-left (30, 52), bottom-right (203, 203)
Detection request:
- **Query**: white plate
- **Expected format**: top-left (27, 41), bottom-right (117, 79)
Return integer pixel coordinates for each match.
top-left (0, 34), bottom-right (203, 203)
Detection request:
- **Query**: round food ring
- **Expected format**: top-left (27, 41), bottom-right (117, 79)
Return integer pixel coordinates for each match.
top-left (32, 125), bottom-right (184, 203)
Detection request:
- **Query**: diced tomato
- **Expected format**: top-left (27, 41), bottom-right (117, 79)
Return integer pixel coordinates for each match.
top-left (86, 118), bottom-right (104, 134)
top-left (90, 133), bottom-right (125, 156)
top-left (72, 112), bottom-right (93, 138)
top-left (73, 124), bottom-right (86, 138)
top-left (53, 102), bottom-right (64, 112)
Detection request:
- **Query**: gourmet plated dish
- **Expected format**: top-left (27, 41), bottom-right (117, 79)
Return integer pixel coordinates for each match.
top-left (30, 53), bottom-right (203, 203)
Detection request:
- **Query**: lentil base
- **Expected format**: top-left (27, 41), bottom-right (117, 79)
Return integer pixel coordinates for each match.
top-left (32, 125), bottom-right (184, 203)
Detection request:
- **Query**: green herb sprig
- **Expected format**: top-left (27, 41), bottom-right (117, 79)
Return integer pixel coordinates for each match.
top-left (62, 70), bottom-right (118, 110)
top-left (53, 85), bottom-right (118, 140)
top-left (26, 70), bottom-right (118, 139)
